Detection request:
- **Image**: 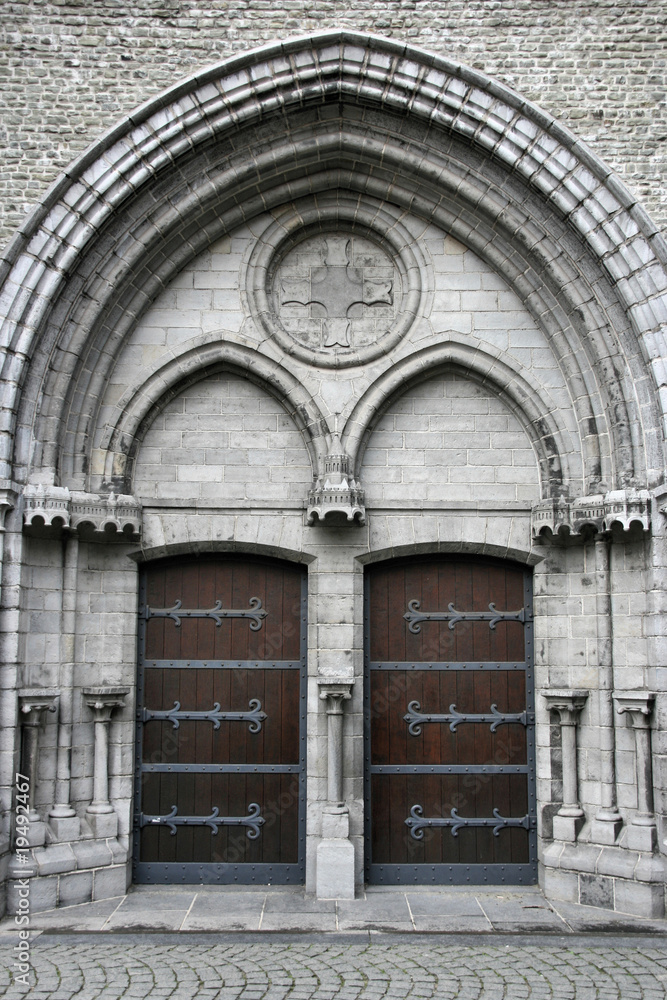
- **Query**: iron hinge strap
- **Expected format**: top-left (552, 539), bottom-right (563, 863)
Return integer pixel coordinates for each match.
top-left (404, 701), bottom-right (534, 735)
top-left (404, 600), bottom-right (525, 633)
top-left (405, 805), bottom-right (536, 840)
top-left (137, 803), bottom-right (265, 838)
top-left (142, 597), bottom-right (267, 630)
top-left (141, 699), bottom-right (267, 732)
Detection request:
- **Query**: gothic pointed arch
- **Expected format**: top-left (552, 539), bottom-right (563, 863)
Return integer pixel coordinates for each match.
top-left (0, 31), bottom-right (664, 495)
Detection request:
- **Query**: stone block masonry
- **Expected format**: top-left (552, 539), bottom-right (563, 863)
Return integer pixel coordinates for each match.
top-left (1, 1), bottom-right (666, 251)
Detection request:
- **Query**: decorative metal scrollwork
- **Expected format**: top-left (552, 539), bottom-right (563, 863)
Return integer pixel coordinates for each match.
top-left (404, 600), bottom-right (525, 633)
top-left (138, 802), bottom-right (265, 838)
top-left (405, 804), bottom-right (534, 840)
top-left (142, 699), bottom-right (267, 733)
top-left (143, 597), bottom-right (267, 630)
top-left (404, 701), bottom-right (532, 736)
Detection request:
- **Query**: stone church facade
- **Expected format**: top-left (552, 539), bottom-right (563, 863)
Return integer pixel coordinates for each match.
top-left (1, 6), bottom-right (667, 917)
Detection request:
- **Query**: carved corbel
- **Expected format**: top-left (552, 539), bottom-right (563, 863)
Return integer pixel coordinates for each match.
top-left (532, 489), bottom-right (651, 541)
top-left (307, 436), bottom-right (365, 526)
top-left (23, 486), bottom-right (141, 542)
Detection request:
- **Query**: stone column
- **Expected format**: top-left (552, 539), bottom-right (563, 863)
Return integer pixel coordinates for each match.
top-left (49, 532), bottom-right (80, 840)
top-left (590, 535), bottom-right (623, 844)
top-left (18, 691), bottom-right (58, 847)
top-left (543, 690), bottom-right (588, 842)
top-left (82, 687), bottom-right (129, 838)
top-left (316, 680), bottom-right (354, 899)
top-left (614, 692), bottom-right (657, 852)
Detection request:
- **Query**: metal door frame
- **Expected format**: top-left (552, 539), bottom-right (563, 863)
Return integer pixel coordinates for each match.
top-left (363, 557), bottom-right (537, 886)
top-left (132, 559), bottom-right (307, 885)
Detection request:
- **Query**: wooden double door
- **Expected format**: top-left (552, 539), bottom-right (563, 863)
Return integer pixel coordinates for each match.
top-left (364, 556), bottom-right (536, 885)
top-left (133, 555), bottom-right (306, 884)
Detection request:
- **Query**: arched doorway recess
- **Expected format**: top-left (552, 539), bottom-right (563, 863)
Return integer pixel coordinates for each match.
top-left (1, 31), bottom-right (665, 919)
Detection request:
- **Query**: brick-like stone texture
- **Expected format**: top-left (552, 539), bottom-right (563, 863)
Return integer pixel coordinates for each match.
top-left (133, 372), bottom-right (312, 503)
top-left (362, 373), bottom-right (540, 505)
top-left (1, 2), bottom-right (666, 250)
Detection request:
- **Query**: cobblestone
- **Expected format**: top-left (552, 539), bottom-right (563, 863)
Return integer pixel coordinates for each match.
top-left (1, 935), bottom-right (666, 998)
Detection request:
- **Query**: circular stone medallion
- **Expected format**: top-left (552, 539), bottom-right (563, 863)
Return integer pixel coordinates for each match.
top-left (273, 233), bottom-right (399, 353)
top-left (245, 203), bottom-right (424, 368)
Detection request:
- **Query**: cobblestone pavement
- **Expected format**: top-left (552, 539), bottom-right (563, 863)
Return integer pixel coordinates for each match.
top-left (1, 934), bottom-right (667, 999)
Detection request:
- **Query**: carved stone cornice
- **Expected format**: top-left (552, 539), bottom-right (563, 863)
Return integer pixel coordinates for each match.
top-left (532, 489), bottom-right (651, 540)
top-left (23, 486), bottom-right (141, 541)
top-left (307, 437), bottom-right (365, 526)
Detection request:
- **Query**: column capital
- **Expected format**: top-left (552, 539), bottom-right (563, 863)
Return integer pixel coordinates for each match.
top-left (318, 679), bottom-right (353, 712)
top-left (614, 691), bottom-right (655, 726)
top-left (83, 686), bottom-right (129, 722)
top-left (18, 690), bottom-right (58, 724)
top-left (542, 689), bottom-right (588, 724)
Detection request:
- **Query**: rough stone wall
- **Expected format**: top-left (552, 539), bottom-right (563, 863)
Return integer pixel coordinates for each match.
top-left (1, 1), bottom-right (666, 251)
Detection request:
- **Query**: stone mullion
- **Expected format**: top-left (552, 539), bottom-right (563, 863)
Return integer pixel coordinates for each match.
top-left (590, 534), bottom-right (623, 844)
top-left (316, 680), bottom-right (355, 901)
top-left (49, 533), bottom-right (80, 839)
top-left (0, 518), bottom-right (22, 847)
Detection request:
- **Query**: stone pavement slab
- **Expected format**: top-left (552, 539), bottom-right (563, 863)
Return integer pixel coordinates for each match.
top-left (3, 883), bottom-right (667, 936)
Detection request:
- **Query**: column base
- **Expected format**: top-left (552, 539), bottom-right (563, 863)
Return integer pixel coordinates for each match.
top-left (26, 820), bottom-right (47, 848)
top-left (553, 812), bottom-right (584, 842)
top-left (590, 813), bottom-right (623, 845)
top-left (49, 815), bottom-right (81, 841)
top-left (316, 838), bottom-right (355, 899)
top-left (626, 822), bottom-right (657, 853)
top-left (85, 811), bottom-right (118, 839)
top-left (317, 805), bottom-right (355, 899)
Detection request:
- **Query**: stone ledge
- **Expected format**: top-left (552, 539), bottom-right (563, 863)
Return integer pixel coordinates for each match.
top-left (542, 864), bottom-right (666, 918)
top-left (20, 837), bottom-right (127, 880)
top-left (6, 862), bottom-right (129, 914)
top-left (541, 839), bottom-right (666, 883)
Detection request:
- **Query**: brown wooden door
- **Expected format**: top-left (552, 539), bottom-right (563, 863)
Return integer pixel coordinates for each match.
top-left (133, 555), bottom-right (306, 884)
top-left (364, 556), bottom-right (536, 885)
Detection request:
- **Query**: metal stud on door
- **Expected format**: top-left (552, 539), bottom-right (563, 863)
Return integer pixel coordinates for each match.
top-left (364, 557), bottom-right (537, 886)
